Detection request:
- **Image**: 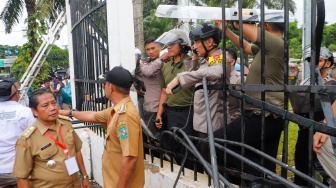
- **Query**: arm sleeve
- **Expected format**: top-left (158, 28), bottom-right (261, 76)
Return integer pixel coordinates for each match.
top-left (12, 138), bottom-right (33, 178)
top-left (177, 64), bottom-right (224, 89)
top-left (140, 59), bottom-right (163, 77)
top-left (254, 28), bottom-right (284, 57)
top-left (117, 115), bottom-right (141, 157)
top-left (93, 108), bottom-right (112, 126)
top-left (184, 59), bottom-right (199, 72)
top-left (73, 130), bottom-right (83, 152)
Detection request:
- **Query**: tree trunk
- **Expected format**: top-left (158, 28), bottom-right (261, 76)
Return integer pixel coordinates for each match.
top-left (171, 0), bottom-right (178, 27)
top-left (133, 0), bottom-right (144, 53)
top-left (25, 0), bottom-right (38, 60)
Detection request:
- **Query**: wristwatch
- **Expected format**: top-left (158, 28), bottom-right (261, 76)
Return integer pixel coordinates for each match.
top-left (69, 110), bottom-right (73, 118)
top-left (83, 175), bottom-right (89, 179)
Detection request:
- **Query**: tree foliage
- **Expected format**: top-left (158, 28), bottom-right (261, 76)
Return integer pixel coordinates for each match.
top-left (46, 45), bottom-right (69, 70)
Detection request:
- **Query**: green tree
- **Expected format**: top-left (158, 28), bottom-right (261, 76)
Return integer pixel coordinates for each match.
top-left (0, 0), bottom-right (65, 58)
top-left (323, 23), bottom-right (336, 48)
top-left (196, 0), bottom-right (296, 14)
top-left (46, 45), bottom-right (69, 70)
top-left (144, 12), bottom-right (173, 40)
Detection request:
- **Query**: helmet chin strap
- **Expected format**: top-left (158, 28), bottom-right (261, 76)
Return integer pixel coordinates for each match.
top-left (201, 40), bottom-right (217, 58)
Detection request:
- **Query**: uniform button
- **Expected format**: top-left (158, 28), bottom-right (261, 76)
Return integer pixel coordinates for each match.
top-left (30, 127), bottom-right (34, 130)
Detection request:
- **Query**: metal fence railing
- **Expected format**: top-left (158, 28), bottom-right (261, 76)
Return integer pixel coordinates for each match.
top-left (69, 0), bottom-right (336, 187)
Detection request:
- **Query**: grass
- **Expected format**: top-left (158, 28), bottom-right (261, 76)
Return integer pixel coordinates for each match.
top-left (276, 121), bottom-right (299, 180)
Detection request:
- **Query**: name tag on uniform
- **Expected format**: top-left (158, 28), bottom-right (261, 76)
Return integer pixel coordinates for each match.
top-left (64, 157), bottom-right (79, 175)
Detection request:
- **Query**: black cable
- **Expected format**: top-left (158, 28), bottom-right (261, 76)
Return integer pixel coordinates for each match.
top-left (190, 136), bottom-right (328, 188)
top-left (163, 129), bottom-right (233, 188)
top-left (173, 148), bottom-right (188, 188)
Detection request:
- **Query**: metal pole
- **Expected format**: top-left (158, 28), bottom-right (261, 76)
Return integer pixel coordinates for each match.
top-left (302, 0), bottom-right (312, 79)
top-left (202, 77), bottom-right (219, 188)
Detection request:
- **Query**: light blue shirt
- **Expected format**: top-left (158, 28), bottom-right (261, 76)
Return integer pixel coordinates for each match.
top-left (0, 101), bottom-right (35, 173)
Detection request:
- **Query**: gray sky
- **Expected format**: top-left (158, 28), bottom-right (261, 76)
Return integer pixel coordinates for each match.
top-left (0, 0), bottom-right (336, 46)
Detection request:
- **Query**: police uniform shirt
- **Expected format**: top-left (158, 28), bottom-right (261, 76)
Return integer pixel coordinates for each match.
top-left (0, 101), bottom-right (35, 173)
top-left (177, 49), bottom-right (231, 133)
top-left (229, 69), bottom-right (242, 122)
top-left (93, 96), bottom-right (145, 188)
top-left (12, 116), bottom-right (82, 188)
top-left (140, 58), bottom-right (163, 112)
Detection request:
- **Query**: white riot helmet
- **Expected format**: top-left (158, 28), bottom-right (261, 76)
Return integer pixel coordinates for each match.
top-left (155, 29), bottom-right (191, 52)
top-left (302, 46), bottom-right (334, 66)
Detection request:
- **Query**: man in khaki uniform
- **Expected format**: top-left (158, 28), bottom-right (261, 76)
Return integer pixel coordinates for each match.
top-left (59, 66), bottom-right (144, 188)
top-left (12, 87), bottom-right (90, 188)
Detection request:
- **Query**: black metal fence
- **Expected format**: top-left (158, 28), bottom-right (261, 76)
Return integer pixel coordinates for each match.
top-left (69, 0), bottom-right (336, 187)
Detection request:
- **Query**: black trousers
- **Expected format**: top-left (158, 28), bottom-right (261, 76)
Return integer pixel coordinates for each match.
top-left (161, 106), bottom-right (194, 165)
top-left (214, 110), bottom-right (284, 177)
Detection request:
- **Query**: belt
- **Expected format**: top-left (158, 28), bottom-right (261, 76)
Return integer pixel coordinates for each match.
top-left (165, 105), bottom-right (192, 112)
top-left (245, 110), bottom-right (261, 116)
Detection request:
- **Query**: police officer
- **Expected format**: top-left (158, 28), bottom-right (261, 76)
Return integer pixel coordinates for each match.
top-left (166, 23), bottom-right (230, 163)
top-left (139, 37), bottom-right (166, 129)
top-left (294, 46), bottom-right (336, 186)
top-left (12, 87), bottom-right (90, 188)
top-left (0, 78), bottom-right (35, 188)
top-left (59, 66), bottom-right (144, 188)
top-left (155, 29), bottom-right (196, 153)
top-left (226, 48), bottom-right (242, 122)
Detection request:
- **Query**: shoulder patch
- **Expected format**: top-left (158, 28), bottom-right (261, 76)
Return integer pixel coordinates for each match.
top-left (118, 125), bottom-right (128, 140)
top-left (117, 104), bottom-right (127, 114)
top-left (21, 126), bottom-right (36, 139)
top-left (58, 114), bottom-right (71, 121)
top-left (207, 54), bottom-right (226, 67)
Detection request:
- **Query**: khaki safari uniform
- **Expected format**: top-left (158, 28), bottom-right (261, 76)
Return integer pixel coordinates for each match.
top-left (177, 49), bottom-right (231, 133)
top-left (93, 96), bottom-right (144, 188)
top-left (12, 116), bottom-right (82, 188)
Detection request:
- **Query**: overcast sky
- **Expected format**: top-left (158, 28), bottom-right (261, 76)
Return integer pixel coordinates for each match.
top-left (1, 0), bottom-right (336, 46)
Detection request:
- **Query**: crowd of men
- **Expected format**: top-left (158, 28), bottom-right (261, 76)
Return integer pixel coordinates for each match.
top-left (1, 19), bottom-right (336, 188)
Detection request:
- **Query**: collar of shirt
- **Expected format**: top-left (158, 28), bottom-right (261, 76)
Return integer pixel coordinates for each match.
top-left (112, 96), bottom-right (132, 113)
top-left (35, 118), bottom-right (64, 135)
top-left (205, 49), bottom-right (222, 63)
top-left (0, 100), bottom-right (20, 105)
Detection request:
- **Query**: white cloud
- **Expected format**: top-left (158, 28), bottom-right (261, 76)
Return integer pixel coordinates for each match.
top-left (295, 0), bottom-right (336, 26)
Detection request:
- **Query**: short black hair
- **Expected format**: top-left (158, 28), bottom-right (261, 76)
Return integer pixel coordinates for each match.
top-left (268, 22), bottom-right (285, 33)
top-left (29, 87), bottom-right (56, 109)
top-left (226, 48), bottom-right (237, 62)
top-left (145, 37), bottom-right (157, 45)
top-left (114, 85), bottom-right (130, 95)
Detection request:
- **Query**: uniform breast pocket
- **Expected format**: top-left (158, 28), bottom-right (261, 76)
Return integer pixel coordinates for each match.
top-left (39, 146), bottom-right (58, 160)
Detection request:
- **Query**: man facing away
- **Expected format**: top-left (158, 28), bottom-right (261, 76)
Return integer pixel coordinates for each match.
top-left (213, 20), bottom-right (285, 178)
top-left (12, 87), bottom-right (90, 188)
top-left (0, 78), bottom-right (35, 188)
top-left (59, 66), bottom-right (144, 188)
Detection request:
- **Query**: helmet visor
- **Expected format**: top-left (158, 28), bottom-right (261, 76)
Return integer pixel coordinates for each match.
top-left (155, 32), bottom-right (182, 46)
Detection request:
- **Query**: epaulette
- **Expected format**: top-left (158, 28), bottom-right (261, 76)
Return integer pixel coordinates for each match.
top-left (117, 104), bottom-right (127, 114)
top-left (21, 126), bottom-right (37, 139)
top-left (58, 114), bottom-right (71, 121)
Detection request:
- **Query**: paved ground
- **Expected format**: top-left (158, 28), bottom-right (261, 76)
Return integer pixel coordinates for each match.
top-left (91, 181), bottom-right (102, 188)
